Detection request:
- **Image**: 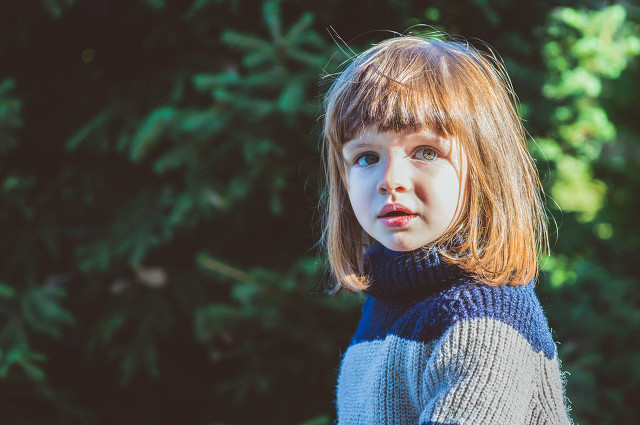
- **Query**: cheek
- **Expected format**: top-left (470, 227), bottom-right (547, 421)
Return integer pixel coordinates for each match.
top-left (421, 169), bottom-right (464, 218)
top-left (442, 173), bottom-right (465, 222)
top-left (346, 173), bottom-right (372, 221)
top-left (347, 183), bottom-right (365, 214)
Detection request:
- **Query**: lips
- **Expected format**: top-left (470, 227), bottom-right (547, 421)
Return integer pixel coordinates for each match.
top-left (377, 204), bottom-right (417, 227)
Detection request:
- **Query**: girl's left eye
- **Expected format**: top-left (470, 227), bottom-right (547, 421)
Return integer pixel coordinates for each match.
top-left (355, 153), bottom-right (379, 166)
top-left (416, 147), bottom-right (437, 161)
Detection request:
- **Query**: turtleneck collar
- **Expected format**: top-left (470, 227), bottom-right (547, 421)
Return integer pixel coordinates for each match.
top-left (363, 242), bottom-right (465, 301)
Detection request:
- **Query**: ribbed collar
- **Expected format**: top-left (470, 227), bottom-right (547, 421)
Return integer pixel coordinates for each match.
top-left (363, 243), bottom-right (465, 301)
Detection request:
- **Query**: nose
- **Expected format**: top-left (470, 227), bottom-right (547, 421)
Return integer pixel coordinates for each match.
top-left (377, 156), bottom-right (411, 194)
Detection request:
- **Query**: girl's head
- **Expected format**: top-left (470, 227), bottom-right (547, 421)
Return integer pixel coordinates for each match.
top-left (320, 35), bottom-right (548, 293)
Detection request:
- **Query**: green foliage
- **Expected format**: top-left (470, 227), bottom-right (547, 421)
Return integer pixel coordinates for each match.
top-left (532, 5), bottom-right (640, 223)
top-left (0, 79), bottom-right (22, 154)
top-left (0, 283), bottom-right (73, 382)
top-left (533, 5), bottom-right (640, 424)
top-left (0, 0), bottom-right (639, 424)
top-left (87, 274), bottom-right (174, 384)
top-left (40, 0), bottom-right (77, 18)
top-left (196, 254), bottom-right (360, 404)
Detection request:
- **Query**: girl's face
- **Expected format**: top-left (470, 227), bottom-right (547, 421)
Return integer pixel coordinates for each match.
top-left (342, 127), bottom-right (467, 252)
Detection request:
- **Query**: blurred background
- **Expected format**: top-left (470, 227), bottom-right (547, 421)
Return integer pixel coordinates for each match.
top-left (0, 0), bottom-right (638, 424)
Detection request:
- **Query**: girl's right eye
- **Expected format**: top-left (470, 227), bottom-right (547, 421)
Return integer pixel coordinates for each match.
top-left (355, 153), bottom-right (379, 166)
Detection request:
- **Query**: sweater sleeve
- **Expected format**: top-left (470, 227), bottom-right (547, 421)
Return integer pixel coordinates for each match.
top-left (418, 317), bottom-right (571, 425)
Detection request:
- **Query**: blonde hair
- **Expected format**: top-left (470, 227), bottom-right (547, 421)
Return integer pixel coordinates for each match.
top-left (319, 35), bottom-right (548, 294)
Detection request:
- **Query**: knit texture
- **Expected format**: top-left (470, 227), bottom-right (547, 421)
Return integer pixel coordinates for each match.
top-left (335, 243), bottom-right (572, 425)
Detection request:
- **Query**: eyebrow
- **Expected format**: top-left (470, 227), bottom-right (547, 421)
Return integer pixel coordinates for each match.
top-left (408, 132), bottom-right (449, 145)
top-left (342, 132), bottom-right (450, 154)
top-left (342, 141), bottom-right (378, 155)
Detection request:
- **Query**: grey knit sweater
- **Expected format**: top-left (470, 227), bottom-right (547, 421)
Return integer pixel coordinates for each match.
top-left (335, 243), bottom-right (572, 424)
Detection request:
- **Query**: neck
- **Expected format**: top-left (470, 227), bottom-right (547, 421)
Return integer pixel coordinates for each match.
top-left (363, 243), bottom-right (465, 300)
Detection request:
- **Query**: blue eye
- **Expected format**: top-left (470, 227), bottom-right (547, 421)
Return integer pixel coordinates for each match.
top-left (356, 153), bottom-right (379, 166)
top-left (417, 147), bottom-right (437, 161)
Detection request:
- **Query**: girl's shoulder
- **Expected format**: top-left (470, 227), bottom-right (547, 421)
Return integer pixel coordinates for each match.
top-left (428, 278), bottom-right (544, 320)
top-left (414, 279), bottom-right (557, 359)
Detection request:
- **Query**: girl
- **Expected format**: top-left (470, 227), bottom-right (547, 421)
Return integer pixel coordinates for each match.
top-left (320, 36), bottom-right (572, 424)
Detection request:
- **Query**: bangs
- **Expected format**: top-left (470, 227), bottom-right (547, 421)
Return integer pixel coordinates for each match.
top-left (324, 39), bottom-right (473, 146)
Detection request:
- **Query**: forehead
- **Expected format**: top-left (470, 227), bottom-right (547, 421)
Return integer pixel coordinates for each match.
top-left (342, 127), bottom-right (452, 154)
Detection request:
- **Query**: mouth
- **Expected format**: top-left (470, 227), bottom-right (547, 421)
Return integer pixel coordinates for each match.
top-left (377, 204), bottom-right (417, 227)
top-left (379, 210), bottom-right (412, 218)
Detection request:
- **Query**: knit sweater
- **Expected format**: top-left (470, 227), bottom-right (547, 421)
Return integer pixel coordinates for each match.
top-left (335, 243), bottom-right (572, 425)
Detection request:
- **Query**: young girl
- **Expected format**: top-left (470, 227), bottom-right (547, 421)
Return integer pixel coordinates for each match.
top-left (320, 36), bottom-right (572, 424)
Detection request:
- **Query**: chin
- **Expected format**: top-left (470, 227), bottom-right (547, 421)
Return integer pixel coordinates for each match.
top-left (380, 238), bottom-right (424, 252)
